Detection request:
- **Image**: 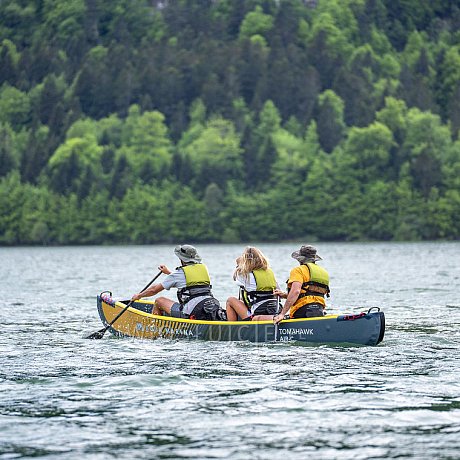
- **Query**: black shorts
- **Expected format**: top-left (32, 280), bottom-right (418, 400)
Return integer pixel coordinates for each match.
top-left (253, 299), bottom-right (278, 316)
top-left (190, 297), bottom-right (224, 321)
top-left (292, 303), bottom-right (325, 318)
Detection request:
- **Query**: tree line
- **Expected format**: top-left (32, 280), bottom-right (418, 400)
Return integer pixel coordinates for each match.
top-left (1, 0), bottom-right (460, 244)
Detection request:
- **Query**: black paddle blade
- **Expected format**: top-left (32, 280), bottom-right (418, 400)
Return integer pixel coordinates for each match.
top-left (85, 327), bottom-right (108, 340)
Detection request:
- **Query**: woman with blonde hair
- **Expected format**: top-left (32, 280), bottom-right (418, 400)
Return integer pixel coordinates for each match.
top-left (226, 246), bottom-right (279, 321)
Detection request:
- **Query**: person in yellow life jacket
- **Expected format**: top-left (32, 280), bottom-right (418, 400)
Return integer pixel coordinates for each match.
top-left (131, 245), bottom-right (224, 321)
top-left (273, 245), bottom-right (329, 325)
top-left (226, 246), bottom-right (279, 321)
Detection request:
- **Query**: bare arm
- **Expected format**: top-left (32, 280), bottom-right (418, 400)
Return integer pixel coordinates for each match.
top-left (131, 283), bottom-right (164, 301)
top-left (274, 281), bottom-right (301, 324)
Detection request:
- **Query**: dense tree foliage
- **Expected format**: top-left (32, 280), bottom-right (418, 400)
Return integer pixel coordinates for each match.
top-left (1, 0), bottom-right (460, 244)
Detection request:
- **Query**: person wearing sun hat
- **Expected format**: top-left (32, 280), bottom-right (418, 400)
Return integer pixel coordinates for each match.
top-left (272, 245), bottom-right (330, 324)
top-left (131, 244), bottom-right (224, 320)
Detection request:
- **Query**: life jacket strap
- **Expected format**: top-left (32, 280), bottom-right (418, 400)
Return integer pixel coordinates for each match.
top-left (239, 286), bottom-right (250, 307)
top-left (178, 284), bottom-right (212, 304)
top-left (248, 292), bottom-right (275, 303)
top-left (298, 292), bottom-right (325, 299)
top-left (301, 281), bottom-right (330, 298)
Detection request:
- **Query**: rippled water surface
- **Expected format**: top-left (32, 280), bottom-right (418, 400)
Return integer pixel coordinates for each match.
top-left (1, 242), bottom-right (459, 459)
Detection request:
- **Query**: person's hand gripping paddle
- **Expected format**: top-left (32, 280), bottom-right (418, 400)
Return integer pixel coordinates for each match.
top-left (86, 270), bottom-right (162, 340)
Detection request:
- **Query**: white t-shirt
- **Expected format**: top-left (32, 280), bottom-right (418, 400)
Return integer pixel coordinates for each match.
top-left (161, 268), bottom-right (211, 315)
top-left (235, 273), bottom-right (257, 292)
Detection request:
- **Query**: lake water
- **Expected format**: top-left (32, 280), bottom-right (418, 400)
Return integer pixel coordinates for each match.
top-left (1, 242), bottom-right (459, 459)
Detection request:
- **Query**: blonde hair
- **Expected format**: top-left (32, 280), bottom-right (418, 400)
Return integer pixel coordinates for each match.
top-left (233, 246), bottom-right (269, 281)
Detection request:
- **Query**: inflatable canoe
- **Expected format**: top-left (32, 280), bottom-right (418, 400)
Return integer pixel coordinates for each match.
top-left (96, 293), bottom-right (385, 346)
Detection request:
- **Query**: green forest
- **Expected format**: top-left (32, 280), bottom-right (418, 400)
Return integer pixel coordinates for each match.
top-left (1, 0), bottom-right (460, 244)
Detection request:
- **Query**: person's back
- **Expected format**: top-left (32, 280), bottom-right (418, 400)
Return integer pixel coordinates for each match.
top-left (286, 261), bottom-right (329, 317)
top-left (226, 247), bottom-right (279, 321)
top-left (131, 245), bottom-right (225, 321)
top-left (173, 261), bottom-right (222, 320)
top-left (273, 245), bottom-right (329, 324)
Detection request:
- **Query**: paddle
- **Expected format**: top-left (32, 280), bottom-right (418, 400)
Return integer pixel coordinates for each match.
top-left (274, 294), bottom-right (281, 342)
top-left (86, 270), bottom-right (162, 340)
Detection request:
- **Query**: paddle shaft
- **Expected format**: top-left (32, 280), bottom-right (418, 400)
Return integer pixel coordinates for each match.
top-left (88, 270), bottom-right (162, 339)
top-left (107, 270), bottom-right (163, 327)
top-left (274, 295), bottom-right (281, 342)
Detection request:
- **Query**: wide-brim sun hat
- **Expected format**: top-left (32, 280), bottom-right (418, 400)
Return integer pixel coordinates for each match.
top-left (291, 245), bottom-right (322, 263)
top-left (174, 244), bottom-right (202, 263)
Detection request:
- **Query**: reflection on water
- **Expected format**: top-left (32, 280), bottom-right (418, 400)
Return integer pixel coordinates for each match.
top-left (1, 242), bottom-right (460, 459)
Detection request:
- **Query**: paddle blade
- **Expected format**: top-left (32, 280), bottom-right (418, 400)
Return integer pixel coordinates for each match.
top-left (85, 327), bottom-right (108, 340)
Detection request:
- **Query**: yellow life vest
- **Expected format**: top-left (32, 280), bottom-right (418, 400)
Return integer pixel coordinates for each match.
top-left (182, 263), bottom-right (211, 286)
top-left (299, 263), bottom-right (330, 297)
top-left (289, 263), bottom-right (330, 317)
top-left (178, 263), bottom-right (212, 305)
top-left (241, 268), bottom-right (276, 307)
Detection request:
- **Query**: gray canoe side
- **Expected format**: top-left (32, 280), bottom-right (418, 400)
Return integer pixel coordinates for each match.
top-left (195, 312), bottom-right (384, 345)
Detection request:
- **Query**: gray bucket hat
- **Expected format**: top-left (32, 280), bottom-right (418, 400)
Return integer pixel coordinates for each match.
top-left (291, 245), bottom-right (322, 263)
top-left (174, 244), bottom-right (202, 263)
